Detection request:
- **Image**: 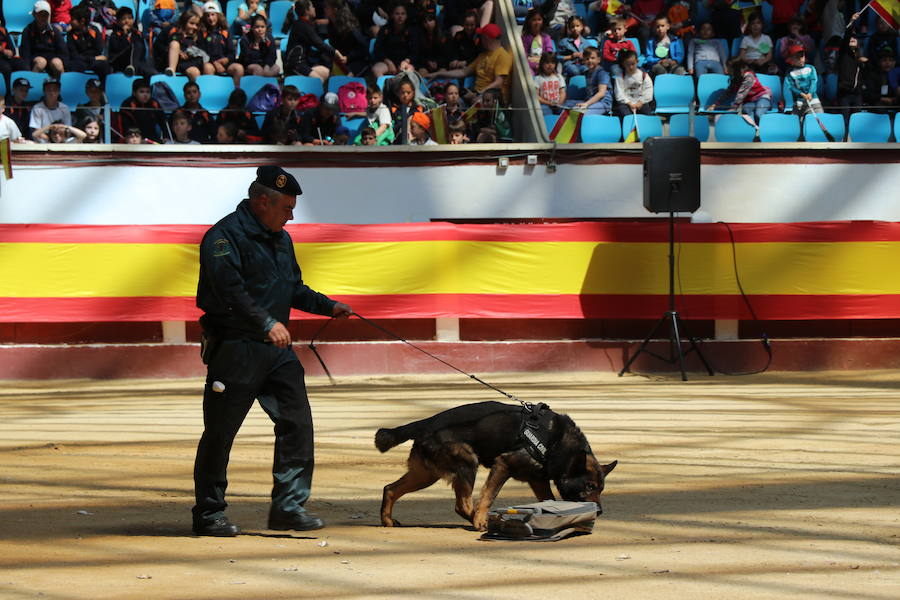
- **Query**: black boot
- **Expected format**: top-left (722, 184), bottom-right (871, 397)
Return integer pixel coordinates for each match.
top-left (268, 510), bottom-right (325, 531)
top-left (193, 516), bottom-right (240, 537)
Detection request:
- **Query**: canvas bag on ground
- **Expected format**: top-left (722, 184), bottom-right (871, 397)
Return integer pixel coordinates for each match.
top-left (480, 501), bottom-right (598, 542)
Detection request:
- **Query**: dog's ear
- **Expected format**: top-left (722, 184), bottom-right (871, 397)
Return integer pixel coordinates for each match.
top-left (599, 460), bottom-right (617, 476)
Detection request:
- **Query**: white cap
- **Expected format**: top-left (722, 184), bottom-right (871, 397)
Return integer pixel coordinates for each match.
top-left (33, 0), bottom-right (51, 14)
top-left (203, 1), bottom-right (222, 13)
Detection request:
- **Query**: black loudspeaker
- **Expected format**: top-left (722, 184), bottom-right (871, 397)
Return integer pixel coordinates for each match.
top-left (642, 136), bottom-right (701, 213)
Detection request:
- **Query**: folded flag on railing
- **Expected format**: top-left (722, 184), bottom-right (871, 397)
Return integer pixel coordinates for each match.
top-left (549, 109), bottom-right (583, 143)
top-left (870, 0), bottom-right (900, 29)
top-left (0, 139), bottom-right (11, 179)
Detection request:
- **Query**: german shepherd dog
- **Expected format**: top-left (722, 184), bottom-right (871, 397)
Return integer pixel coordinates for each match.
top-left (375, 401), bottom-right (617, 530)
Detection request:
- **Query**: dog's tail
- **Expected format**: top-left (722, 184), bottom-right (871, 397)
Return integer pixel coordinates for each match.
top-left (374, 427), bottom-right (408, 453)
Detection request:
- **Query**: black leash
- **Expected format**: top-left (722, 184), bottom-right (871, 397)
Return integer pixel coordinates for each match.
top-left (308, 312), bottom-right (525, 405)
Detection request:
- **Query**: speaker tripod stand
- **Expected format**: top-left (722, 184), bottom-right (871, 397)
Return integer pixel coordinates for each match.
top-left (618, 211), bottom-right (714, 382)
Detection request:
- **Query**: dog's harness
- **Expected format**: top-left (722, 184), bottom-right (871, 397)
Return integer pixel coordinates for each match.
top-left (519, 403), bottom-right (556, 463)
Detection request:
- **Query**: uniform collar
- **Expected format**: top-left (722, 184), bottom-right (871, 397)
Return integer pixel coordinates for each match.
top-left (236, 199), bottom-right (283, 242)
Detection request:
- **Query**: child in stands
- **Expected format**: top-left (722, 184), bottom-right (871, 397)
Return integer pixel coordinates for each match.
top-left (784, 44), bottom-right (822, 115)
top-left (362, 84), bottom-right (393, 144)
top-left (79, 116), bottom-right (101, 142)
top-left (300, 92), bottom-right (340, 145)
top-left (613, 48), bottom-right (654, 117)
top-left (199, 2), bottom-right (243, 87)
top-left (20, 1), bottom-right (68, 78)
top-left (408, 111), bottom-right (437, 145)
top-left (571, 46), bottom-right (613, 115)
top-left (217, 89), bottom-right (260, 141)
top-left (475, 87), bottom-right (512, 141)
top-left (119, 78), bottom-right (165, 142)
top-left (738, 12), bottom-right (776, 74)
top-left (644, 15), bottom-right (685, 76)
top-left (148, 0), bottom-right (176, 40)
top-left (862, 46), bottom-right (900, 112)
top-left (706, 58), bottom-right (772, 123)
top-left (124, 126), bottom-right (144, 143)
top-left (29, 78), bottom-right (70, 134)
top-left (0, 27), bottom-right (25, 92)
top-left (389, 78), bottom-right (425, 144)
top-left (534, 52), bottom-right (567, 115)
top-left (687, 22), bottom-right (727, 76)
top-left (48, 0), bottom-right (73, 32)
top-left (357, 126), bottom-right (377, 145)
top-left (164, 10), bottom-right (215, 79)
top-left (0, 97), bottom-right (28, 143)
top-left (74, 77), bottom-right (105, 131)
top-left (239, 14), bottom-right (279, 77)
top-left (446, 10), bottom-right (480, 69)
top-left (371, 2), bottom-right (421, 79)
top-left (33, 120), bottom-right (85, 142)
top-left (261, 85), bottom-right (304, 144)
top-left (6, 78), bottom-right (34, 137)
top-left (284, 0), bottom-right (339, 82)
top-left (776, 17), bottom-right (815, 72)
top-left (522, 8), bottom-right (554, 76)
top-left (558, 16), bottom-right (589, 78)
top-left (180, 81), bottom-right (215, 143)
top-left (66, 5), bottom-right (110, 79)
top-left (666, 0), bottom-right (695, 41)
top-left (107, 6), bottom-right (156, 77)
top-left (448, 119), bottom-right (469, 143)
top-left (165, 110), bottom-right (200, 144)
top-left (602, 16), bottom-right (637, 77)
top-left (444, 82), bottom-right (468, 122)
top-left (232, 0), bottom-right (267, 37)
top-left (836, 35), bottom-right (867, 124)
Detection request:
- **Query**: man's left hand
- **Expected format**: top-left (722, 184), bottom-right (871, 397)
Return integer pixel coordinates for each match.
top-left (332, 302), bottom-right (353, 318)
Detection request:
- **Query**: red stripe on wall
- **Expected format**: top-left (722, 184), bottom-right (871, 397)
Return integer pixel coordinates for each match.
top-left (2, 221), bottom-right (900, 244)
top-left (2, 293), bottom-right (899, 323)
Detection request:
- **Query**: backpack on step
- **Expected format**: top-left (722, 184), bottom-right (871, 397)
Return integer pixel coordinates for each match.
top-left (151, 81), bottom-right (179, 112)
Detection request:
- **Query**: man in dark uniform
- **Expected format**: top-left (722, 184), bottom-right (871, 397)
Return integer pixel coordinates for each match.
top-left (192, 166), bottom-right (352, 537)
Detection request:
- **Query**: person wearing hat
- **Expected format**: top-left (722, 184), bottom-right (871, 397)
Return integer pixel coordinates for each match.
top-left (198, 2), bottom-right (245, 87)
top-left (28, 78), bottom-right (71, 136)
top-left (192, 166), bottom-right (352, 536)
top-left (299, 92), bottom-right (341, 145)
top-left (19, 1), bottom-right (68, 78)
top-left (784, 44), bottom-right (822, 116)
top-left (66, 5), bottom-right (110, 79)
top-left (407, 110), bottom-right (437, 145)
top-left (5, 78), bottom-right (35, 137)
top-left (425, 22), bottom-right (512, 104)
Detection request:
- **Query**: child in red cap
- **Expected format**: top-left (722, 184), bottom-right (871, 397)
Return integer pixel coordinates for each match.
top-left (784, 44), bottom-right (822, 115)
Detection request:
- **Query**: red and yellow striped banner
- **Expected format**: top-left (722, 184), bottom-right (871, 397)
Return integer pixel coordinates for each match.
top-left (1, 221), bottom-right (899, 322)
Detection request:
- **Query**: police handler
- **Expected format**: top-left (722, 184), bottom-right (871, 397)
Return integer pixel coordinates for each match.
top-left (192, 166), bottom-right (352, 537)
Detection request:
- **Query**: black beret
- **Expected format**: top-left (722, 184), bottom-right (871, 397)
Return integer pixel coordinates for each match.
top-left (256, 166), bottom-right (302, 196)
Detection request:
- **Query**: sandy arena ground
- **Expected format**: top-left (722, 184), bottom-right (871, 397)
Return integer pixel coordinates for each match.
top-left (1, 371), bottom-right (899, 599)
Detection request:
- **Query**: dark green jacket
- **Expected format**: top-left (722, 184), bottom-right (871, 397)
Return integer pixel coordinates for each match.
top-left (196, 200), bottom-right (335, 339)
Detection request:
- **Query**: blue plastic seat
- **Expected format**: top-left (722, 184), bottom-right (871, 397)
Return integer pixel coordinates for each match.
top-left (11, 71), bottom-right (49, 102)
top-left (713, 113), bottom-right (757, 142)
top-left (696, 73), bottom-right (730, 111)
top-left (848, 112), bottom-right (891, 142)
top-left (284, 75), bottom-right (324, 97)
top-left (626, 37), bottom-right (643, 63)
top-left (895, 114), bottom-right (900, 143)
top-left (653, 74), bottom-right (694, 113)
top-left (327, 75), bottom-right (366, 94)
top-left (340, 116), bottom-right (365, 136)
top-left (668, 113), bottom-right (710, 141)
top-left (825, 73), bottom-right (838, 104)
top-left (756, 74), bottom-right (782, 110)
top-left (730, 37), bottom-right (741, 58)
top-left (463, 75), bottom-right (474, 89)
top-left (150, 73), bottom-right (189, 105)
top-left (226, 1), bottom-right (241, 28)
top-left (240, 75), bottom-right (278, 102)
top-left (105, 73), bottom-right (137, 108)
top-left (376, 74), bottom-right (392, 91)
top-left (543, 113), bottom-right (556, 136)
top-left (268, 0), bottom-right (294, 38)
top-left (758, 113), bottom-right (800, 142)
top-left (583, 38), bottom-right (599, 48)
top-left (195, 75), bottom-right (235, 112)
top-left (0, 79), bottom-right (5, 98)
top-left (574, 3), bottom-right (587, 19)
top-left (712, 38), bottom-right (730, 59)
top-left (621, 114), bottom-right (663, 141)
top-left (579, 115), bottom-right (621, 143)
top-left (4, 0), bottom-right (35, 32)
top-left (802, 112), bottom-right (845, 142)
top-left (567, 75), bottom-right (587, 101)
top-left (60, 72), bottom-right (93, 106)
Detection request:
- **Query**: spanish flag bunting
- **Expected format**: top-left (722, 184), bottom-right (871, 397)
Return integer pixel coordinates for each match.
top-left (0, 139), bottom-right (11, 179)
top-left (331, 60), bottom-right (348, 77)
top-left (870, 0), bottom-right (900, 29)
top-left (430, 105), bottom-right (449, 144)
top-left (462, 101), bottom-right (481, 123)
top-left (548, 109), bottom-right (583, 143)
top-left (598, 0), bottom-right (624, 14)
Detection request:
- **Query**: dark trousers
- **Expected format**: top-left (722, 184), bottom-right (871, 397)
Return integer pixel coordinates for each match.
top-left (192, 340), bottom-right (315, 524)
top-left (68, 55), bottom-right (111, 79)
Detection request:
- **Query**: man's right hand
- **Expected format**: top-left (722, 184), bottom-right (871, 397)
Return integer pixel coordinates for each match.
top-left (267, 322), bottom-right (291, 348)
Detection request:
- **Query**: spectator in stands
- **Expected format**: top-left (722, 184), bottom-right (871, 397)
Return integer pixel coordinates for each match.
top-left (199, 2), bottom-right (244, 87)
top-left (262, 84), bottom-right (304, 144)
top-left (785, 44), bottom-right (822, 115)
top-left (164, 10), bottom-right (215, 79)
top-left (475, 127), bottom-right (497, 142)
top-left (239, 15), bottom-right (280, 77)
top-left (738, 12), bottom-right (777, 75)
top-left (217, 88), bottom-right (261, 141)
top-left (29, 79), bottom-right (70, 136)
top-left (81, 0), bottom-right (118, 32)
top-left (6, 78), bottom-right (34, 137)
top-left (353, 0), bottom-right (391, 38)
top-left (0, 27), bottom-right (25, 91)
top-left (443, 0), bottom-right (495, 35)
top-left (770, 0), bottom-right (805, 39)
top-left (836, 35), bottom-right (867, 123)
top-left (124, 126), bottom-right (144, 143)
top-left (361, 84), bottom-right (393, 144)
top-left (324, 0), bottom-right (371, 77)
top-left (446, 10), bottom-right (480, 69)
top-left (372, 2), bottom-right (421, 78)
top-left (444, 81), bottom-right (468, 122)
top-left (389, 78), bottom-right (425, 143)
top-left (0, 97), bottom-right (29, 143)
top-left (119, 78), bottom-right (166, 142)
top-left (863, 46), bottom-right (900, 112)
top-left (48, 0), bottom-right (73, 32)
top-left (558, 15), bottom-right (588, 78)
top-left (20, 1), bottom-right (68, 78)
top-left (426, 23), bottom-right (513, 104)
top-left (448, 119), bottom-right (469, 143)
top-left (285, 0), bottom-right (340, 81)
top-left (180, 81), bottom-right (215, 143)
top-left (66, 5), bottom-right (110, 79)
top-left (357, 125), bottom-right (377, 145)
top-left (232, 0), bottom-right (268, 37)
top-left (522, 9), bottom-right (554, 75)
top-left (613, 48), bottom-right (654, 117)
top-left (645, 15), bottom-right (685, 76)
top-left (687, 22), bottom-right (727, 76)
top-left (299, 91), bottom-right (341, 145)
top-left (165, 110), bottom-right (201, 144)
top-left (74, 77), bottom-right (105, 130)
top-left (666, 0), bottom-right (695, 40)
top-left (867, 17), bottom-right (899, 61)
top-left (541, 0), bottom-right (577, 39)
top-left (108, 6), bottom-right (157, 78)
top-left (418, 8), bottom-right (446, 76)
top-left (474, 87), bottom-right (511, 140)
top-left (33, 120), bottom-right (85, 142)
top-left (534, 52), bottom-right (566, 115)
top-left (216, 120), bottom-right (242, 143)
top-left (775, 17), bottom-right (815, 72)
top-left (148, 0), bottom-right (177, 40)
top-left (78, 115), bottom-right (102, 142)
top-left (622, 0), bottom-right (665, 51)
top-left (706, 58), bottom-right (772, 123)
top-left (570, 46), bottom-right (613, 114)
top-left (601, 16), bottom-right (637, 77)
top-left (407, 111), bottom-right (437, 145)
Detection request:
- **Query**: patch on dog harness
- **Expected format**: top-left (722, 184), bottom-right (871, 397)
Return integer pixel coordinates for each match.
top-left (481, 500), bottom-right (598, 542)
top-left (519, 403), bottom-right (555, 463)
